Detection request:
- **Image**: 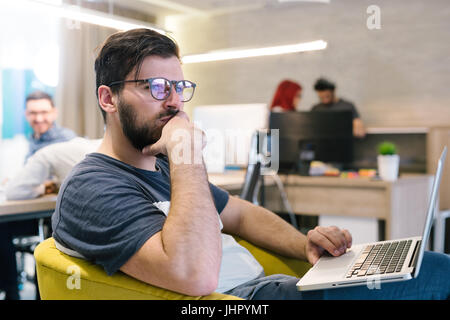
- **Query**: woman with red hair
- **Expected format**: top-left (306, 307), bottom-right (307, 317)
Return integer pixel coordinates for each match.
top-left (270, 80), bottom-right (302, 112)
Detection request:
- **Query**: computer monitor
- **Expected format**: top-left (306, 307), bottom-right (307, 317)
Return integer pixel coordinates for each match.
top-left (269, 111), bottom-right (353, 173)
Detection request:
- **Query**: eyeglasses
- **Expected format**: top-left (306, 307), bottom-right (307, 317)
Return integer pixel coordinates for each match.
top-left (108, 77), bottom-right (196, 102)
top-left (26, 110), bottom-right (53, 117)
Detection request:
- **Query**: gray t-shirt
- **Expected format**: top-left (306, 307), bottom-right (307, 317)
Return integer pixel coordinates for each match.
top-left (311, 98), bottom-right (360, 119)
top-left (52, 153), bottom-right (264, 292)
top-left (52, 153), bottom-right (229, 276)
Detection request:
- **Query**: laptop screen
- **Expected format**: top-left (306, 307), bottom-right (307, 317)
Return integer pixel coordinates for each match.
top-left (414, 146), bottom-right (447, 278)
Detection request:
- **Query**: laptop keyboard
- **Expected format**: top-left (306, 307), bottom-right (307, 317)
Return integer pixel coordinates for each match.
top-left (346, 240), bottom-right (413, 278)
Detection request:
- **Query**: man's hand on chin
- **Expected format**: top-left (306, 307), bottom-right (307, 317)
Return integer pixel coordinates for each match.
top-left (305, 226), bottom-right (353, 265)
top-left (141, 111), bottom-right (206, 160)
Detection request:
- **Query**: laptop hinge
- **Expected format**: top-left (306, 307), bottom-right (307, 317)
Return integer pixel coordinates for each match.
top-left (408, 240), bottom-right (421, 268)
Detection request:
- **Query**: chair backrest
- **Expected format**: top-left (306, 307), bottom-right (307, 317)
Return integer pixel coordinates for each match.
top-left (240, 161), bottom-right (261, 202)
top-left (240, 130), bottom-right (263, 202)
top-left (34, 237), bottom-right (239, 300)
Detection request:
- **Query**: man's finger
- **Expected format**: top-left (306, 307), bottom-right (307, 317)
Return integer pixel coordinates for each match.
top-left (316, 226), bottom-right (347, 253)
top-left (308, 229), bottom-right (341, 257)
top-left (342, 229), bottom-right (353, 248)
top-left (175, 110), bottom-right (189, 121)
top-left (308, 249), bottom-right (321, 265)
top-left (306, 243), bottom-right (324, 265)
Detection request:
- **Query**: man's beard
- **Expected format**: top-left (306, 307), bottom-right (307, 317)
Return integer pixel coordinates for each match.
top-left (117, 97), bottom-right (177, 152)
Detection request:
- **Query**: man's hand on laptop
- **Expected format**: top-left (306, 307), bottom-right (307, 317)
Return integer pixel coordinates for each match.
top-left (305, 226), bottom-right (353, 265)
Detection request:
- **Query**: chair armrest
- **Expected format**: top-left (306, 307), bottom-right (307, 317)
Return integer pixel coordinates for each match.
top-left (35, 238), bottom-right (242, 300)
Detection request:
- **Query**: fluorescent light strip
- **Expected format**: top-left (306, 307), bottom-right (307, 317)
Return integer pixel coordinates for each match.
top-left (11, 0), bottom-right (166, 34)
top-left (182, 40), bottom-right (327, 64)
top-left (138, 0), bottom-right (207, 16)
top-left (59, 6), bottom-right (166, 33)
top-left (278, 0), bottom-right (331, 3)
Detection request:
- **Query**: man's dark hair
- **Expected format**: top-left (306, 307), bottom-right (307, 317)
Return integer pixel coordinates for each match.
top-left (25, 91), bottom-right (54, 107)
top-left (94, 28), bottom-right (180, 122)
top-left (314, 78), bottom-right (336, 91)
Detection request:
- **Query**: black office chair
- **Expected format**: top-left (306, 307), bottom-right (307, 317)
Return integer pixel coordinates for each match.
top-left (12, 218), bottom-right (49, 300)
top-left (240, 130), bottom-right (298, 229)
top-left (240, 130), bottom-right (265, 204)
top-left (240, 161), bottom-right (262, 203)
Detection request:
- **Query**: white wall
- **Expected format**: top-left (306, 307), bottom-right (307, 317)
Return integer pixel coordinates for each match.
top-left (0, 3), bottom-right (60, 139)
top-left (0, 3), bottom-right (60, 70)
top-left (0, 135), bottom-right (29, 182)
top-left (0, 3), bottom-right (60, 181)
top-left (167, 0), bottom-right (450, 128)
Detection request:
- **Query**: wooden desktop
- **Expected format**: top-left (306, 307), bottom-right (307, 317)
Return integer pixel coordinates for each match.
top-left (0, 195), bottom-right (57, 223)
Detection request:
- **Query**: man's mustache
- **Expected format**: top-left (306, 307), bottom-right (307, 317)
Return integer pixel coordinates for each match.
top-left (158, 108), bottom-right (179, 119)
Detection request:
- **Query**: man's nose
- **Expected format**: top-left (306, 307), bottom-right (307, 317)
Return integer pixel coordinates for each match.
top-left (35, 113), bottom-right (45, 122)
top-left (164, 85), bottom-right (183, 110)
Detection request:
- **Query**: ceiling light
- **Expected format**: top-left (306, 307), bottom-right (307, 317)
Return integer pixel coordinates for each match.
top-left (278, 0), bottom-right (331, 3)
top-left (182, 40), bottom-right (327, 64)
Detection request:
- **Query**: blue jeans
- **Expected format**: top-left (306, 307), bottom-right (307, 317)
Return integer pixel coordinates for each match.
top-left (224, 251), bottom-right (450, 300)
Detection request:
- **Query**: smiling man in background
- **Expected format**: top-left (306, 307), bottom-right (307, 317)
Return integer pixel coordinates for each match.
top-left (24, 91), bottom-right (77, 159)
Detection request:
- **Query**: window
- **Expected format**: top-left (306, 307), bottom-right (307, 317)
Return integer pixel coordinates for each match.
top-left (0, 2), bottom-right (60, 180)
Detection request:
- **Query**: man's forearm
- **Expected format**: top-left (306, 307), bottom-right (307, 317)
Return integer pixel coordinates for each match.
top-left (5, 156), bottom-right (50, 200)
top-left (235, 198), bottom-right (308, 261)
top-left (162, 148), bottom-right (222, 279)
top-left (5, 182), bottom-right (44, 200)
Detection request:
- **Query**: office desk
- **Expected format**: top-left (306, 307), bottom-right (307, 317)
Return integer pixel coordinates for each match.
top-left (0, 172), bottom-right (247, 224)
top-left (209, 170), bottom-right (251, 191)
top-left (0, 174), bottom-right (434, 241)
top-left (0, 195), bottom-right (57, 223)
top-left (210, 172), bottom-right (434, 241)
top-left (0, 172), bottom-right (247, 223)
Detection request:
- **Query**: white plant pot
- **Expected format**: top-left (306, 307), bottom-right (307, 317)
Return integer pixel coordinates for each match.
top-left (377, 154), bottom-right (400, 181)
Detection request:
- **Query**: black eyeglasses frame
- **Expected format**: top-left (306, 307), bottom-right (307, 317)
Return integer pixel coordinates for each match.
top-left (108, 77), bottom-right (197, 102)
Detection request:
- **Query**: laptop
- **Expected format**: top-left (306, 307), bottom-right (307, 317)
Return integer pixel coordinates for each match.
top-left (296, 146), bottom-right (447, 291)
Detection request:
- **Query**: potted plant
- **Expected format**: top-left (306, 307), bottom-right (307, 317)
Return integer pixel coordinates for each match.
top-left (377, 141), bottom-right (399, 181)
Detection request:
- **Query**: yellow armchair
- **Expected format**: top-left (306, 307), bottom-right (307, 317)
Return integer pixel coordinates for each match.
top-left (34, 237), bottom-right (311, 300)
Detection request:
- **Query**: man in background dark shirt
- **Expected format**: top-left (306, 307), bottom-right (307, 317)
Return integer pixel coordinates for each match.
top-left (312, 78), bottom-right (366, 138)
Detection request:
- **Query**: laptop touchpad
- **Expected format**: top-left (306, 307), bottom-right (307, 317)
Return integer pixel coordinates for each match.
top-left (309, 248), bottom-right (360, 277)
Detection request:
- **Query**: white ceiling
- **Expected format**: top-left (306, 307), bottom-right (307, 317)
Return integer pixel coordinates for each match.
top-left (114, 0), bottom-right (330, 17)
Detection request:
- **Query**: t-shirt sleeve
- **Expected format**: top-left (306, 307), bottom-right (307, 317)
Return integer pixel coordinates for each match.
top-left (52, 172), bottom-right (167, 276)
top-left (349, 103), bottom-right (360, 119)
top-left (158, 153), bottom-right (229, 214)
top-left (209, 182), bottom-right (229, 214)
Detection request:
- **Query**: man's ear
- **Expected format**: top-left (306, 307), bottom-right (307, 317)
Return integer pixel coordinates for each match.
top-left (98, 85), bottom-right (117, 115)
top-left (51, 106), bottom-right (58, 122)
